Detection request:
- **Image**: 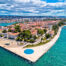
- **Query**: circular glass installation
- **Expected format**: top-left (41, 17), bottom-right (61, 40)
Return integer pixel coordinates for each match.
top-left (24, 49), bottom-right (34, 54)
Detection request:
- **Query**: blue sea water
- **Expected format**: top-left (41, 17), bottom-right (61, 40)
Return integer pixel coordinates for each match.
top-left (0, 22), bottom-right (16, 26)
top-left (0, 26), bottom-right (66, 66)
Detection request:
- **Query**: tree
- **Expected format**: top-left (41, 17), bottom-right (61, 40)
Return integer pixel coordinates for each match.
top-left (8, 28), bottom-right (12, 32)
top-left (52, 25), bottom-right (58, 35)
top-left (33, 35), bottom-right (37, 40)
top-left (44, 29), bottom-right (47, 33)
top-left (14, 25), bottom-right (21, 32)
top-left (41, 38), bottom-right (43, 40)
top-left (52, 25), bottom-right (58, 30)
top-left (16, 37), bottom-right (22, 41)
top-left (18, 30), bottom-right (32, 40)
top-left (37, 29), bottom-right (44, 35)
top-left (0, 34), bottom-right (4, 37)
top-left (45, 34), bottom-right (51, 39)
top-left (2, 30), bottom-right (7, 33)
top-left (58, 22), bottom-right (64, 26)
top-left (29, 39), bottom-right (35, 43)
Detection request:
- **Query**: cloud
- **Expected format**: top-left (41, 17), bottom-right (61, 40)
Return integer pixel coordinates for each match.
top-left (47, 2), bottom-right (66, 7)
top-left (0, 4), bottom-right (7, 7)
top-left (0, 0), bottom-right (65, 16)
top-left (14, 0), bottom-right (30, 3)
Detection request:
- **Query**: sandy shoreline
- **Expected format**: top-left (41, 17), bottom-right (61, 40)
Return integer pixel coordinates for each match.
top-left (0, 26), bottom-right (63, 62)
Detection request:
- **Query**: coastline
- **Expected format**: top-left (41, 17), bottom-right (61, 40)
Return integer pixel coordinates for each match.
top-left (0, 26), bottom-right (63, 62)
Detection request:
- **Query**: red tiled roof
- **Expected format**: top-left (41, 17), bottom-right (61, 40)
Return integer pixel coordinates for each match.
top-left (49, 30), bottom-right (54, 35)
top-left (0, 29), bottom-right (2, 31)
top-left (11, 28), bottom-right (15, 30)
top-left (31, 30), bottom-right (37, 35)
top-left (8, 32), bottom-right (19, 36)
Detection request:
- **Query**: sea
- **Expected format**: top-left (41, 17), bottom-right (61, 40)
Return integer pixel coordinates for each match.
top-left (0, 22), bottom-right (17, 26)
top-left (0, 26), bottom-right (66, 66)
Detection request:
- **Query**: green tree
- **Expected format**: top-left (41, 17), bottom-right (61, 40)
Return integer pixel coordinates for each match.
top-left (44, 29), bottom-right (47, 33)
top-left (18, 30), bottom-right (32, 40)
top-left (45, 34), bottom-right (51, 39)
top-left (14, 25), bottom-right (21, 32)
top-left (2, 30), bottom-right (7, 33)
top-left (37, 29), bottom-right (44, 35)
top-left (33, 35), bottom-right (37, 40)
top-left (52, 25), bottom-right (58, 35)
top-left (16, 37), bottom-right (22, 41)
top-left (8, 28), bottom-right (12, 32)
top-left (29, 39), bottom-right (35, 43)
top-left (0, 34), bottom-right (4, 37)
top-left (58, 22), bottom-right (64, 26)
top-left (52, 25), bottom-right (58, 30)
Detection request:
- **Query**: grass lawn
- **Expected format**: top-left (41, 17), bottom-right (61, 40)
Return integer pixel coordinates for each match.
top-left (24, 35), bottom-right (55, 48)
top-left (24, 39), bottom-right (50, 48)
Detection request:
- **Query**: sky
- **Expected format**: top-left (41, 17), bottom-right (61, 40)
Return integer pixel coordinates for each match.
top-left (0, 0), bottom-right (66, 16)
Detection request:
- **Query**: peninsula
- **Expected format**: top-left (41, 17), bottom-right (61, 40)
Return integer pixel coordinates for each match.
top-left (0, 17), bottom-right (65, 62)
